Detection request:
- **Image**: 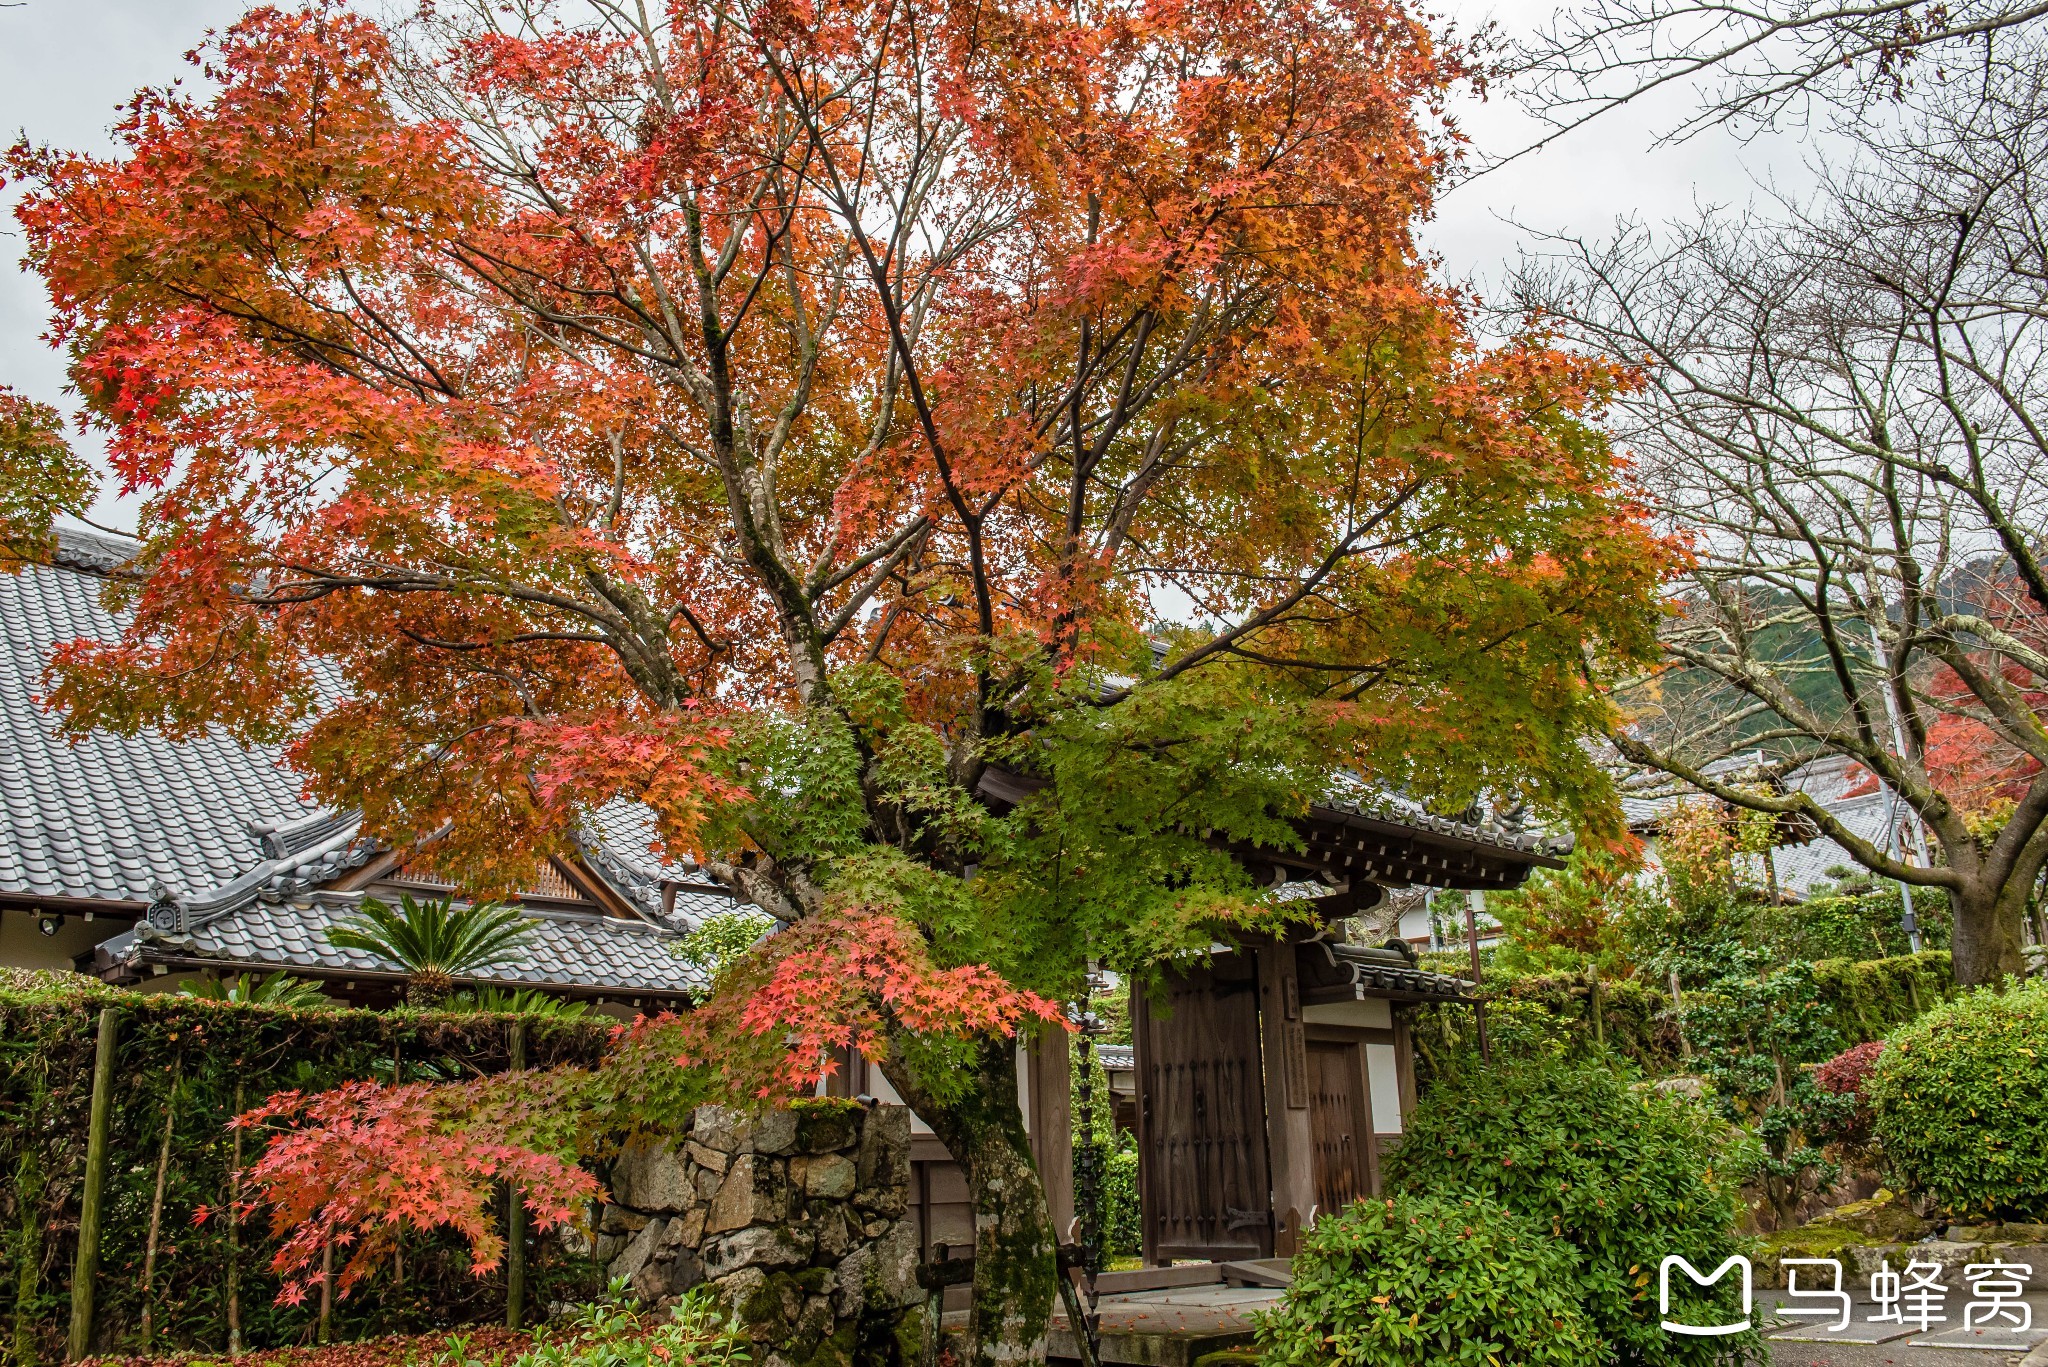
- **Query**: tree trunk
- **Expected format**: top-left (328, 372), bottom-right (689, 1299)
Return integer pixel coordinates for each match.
top-left (883, 1037), bottom-right (1058, 1367)
top-left (140, 1055), bottom-right (182, 1351)
top-left (1952, 882), bottom-right (2027, 985)
top-left (227, 1082), bottom-right (244, 1357)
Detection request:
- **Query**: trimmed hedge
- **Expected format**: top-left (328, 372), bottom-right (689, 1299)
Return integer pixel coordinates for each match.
top-left (1408, 971), bottom-right (1679, 1078)
top-left (1742, 887), bottom-right (1949, 963)
top-left (0, 980), bottom-right (614, 1363)
top-left (1809, 953), bottom-right (1953, 1043)
top-left (1409, 951), bottom-right (1953, 1079)
top-left (1866, 979), bottom-right (2048, 1220)
top-left (1255, 1192), bottom-right (1598, 1367)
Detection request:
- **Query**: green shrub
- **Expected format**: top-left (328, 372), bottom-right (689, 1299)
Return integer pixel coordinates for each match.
top-left (1103, 1134), bottom-right (1141, 1257)
top-left (1254, 1192), bottom-right (1598, 1367)
top-left (1678, 953), bottom-right (1848, 1227)
top-left (1384, 1060), bottom-right (1757, 1366)
top-left (1408, 971), bottom-right (1678, 1081)
top-left (1866, 979), bottom-right (2048, 1219)
top-left (1070, 1039), bottom-right (1140, 1258)
top-left (438, 1285), bottom-right (749, 1367)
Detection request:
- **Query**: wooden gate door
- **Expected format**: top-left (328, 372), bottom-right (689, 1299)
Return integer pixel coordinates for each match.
top-left (1133, 954), bottom-right (1273, 1262)
top-left (1305, 1038), bottom-right (1375, 1214)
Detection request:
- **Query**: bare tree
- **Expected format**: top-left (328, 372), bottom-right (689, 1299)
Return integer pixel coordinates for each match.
top-left (1515, 49), bottom-right (2048, 984)
top-left (1512, 0), bottom-right (2046, 147)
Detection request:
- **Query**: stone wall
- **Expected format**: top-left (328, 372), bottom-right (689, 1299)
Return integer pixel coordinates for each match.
top-left (590, 1098), bottom-right (921, 1367)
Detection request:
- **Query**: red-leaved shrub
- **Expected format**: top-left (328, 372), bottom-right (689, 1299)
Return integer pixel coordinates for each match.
top-left (232, 1075), bottom-right (601, 1304)
top-left (1815, 1040), bottom-right (1887, 1141)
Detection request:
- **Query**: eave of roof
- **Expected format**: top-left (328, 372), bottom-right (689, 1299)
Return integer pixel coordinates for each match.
top-left (1, 532), bottom-right (333, 906)
top-left (10, 530), bottom-right (735, 994)
top-left (1300, 939), bottom-right (1473, 1004)
top-left (1308, 799), bottom-right (1572, 864)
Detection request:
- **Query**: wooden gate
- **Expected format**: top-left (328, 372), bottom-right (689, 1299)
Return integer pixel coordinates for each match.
top-left (1133, 954), bottom-right (1273, 1261)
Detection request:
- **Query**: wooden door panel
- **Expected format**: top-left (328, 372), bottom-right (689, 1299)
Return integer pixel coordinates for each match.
top-left (1134, 956), bottom-right (1273, 1261)
top-left (1307, 1040), bottom-right (1372, 1215)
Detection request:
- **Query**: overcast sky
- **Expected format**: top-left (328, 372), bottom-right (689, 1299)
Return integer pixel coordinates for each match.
top-left (1, 0), bottom-right (1823, 534)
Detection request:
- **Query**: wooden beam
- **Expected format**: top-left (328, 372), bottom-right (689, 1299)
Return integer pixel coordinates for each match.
top-left (551, 854), bottom-right (643, 920)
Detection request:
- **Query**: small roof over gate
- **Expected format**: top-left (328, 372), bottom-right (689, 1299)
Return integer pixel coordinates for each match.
top-left (978, 763), bottom-right (1571, 894)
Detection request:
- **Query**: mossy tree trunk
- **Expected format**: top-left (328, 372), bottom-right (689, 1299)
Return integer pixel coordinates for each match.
top-left (1950, 881), bottom-right (2030, 986)
top-left (882, 1034), bottom-right (1057, 1367)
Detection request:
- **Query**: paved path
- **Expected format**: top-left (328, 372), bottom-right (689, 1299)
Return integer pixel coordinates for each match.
top-left (1761, 1289), bottom-right (2046, 1366)
top-left (986, 1279), bottom-right (2048, 1366)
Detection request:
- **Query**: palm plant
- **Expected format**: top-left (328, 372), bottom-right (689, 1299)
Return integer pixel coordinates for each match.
top-left (179, 970), bottom-right (331, 1008)
top-left (325, 894), bottom-right (534, 1006)
top-left (445, 985), bottom-right (592, 1019)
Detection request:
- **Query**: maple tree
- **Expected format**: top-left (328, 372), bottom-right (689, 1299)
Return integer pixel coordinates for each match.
top-left (10, 0), bottom-right (1671, 1357)
top-left (227, 1077), bottom-right (601, 1305)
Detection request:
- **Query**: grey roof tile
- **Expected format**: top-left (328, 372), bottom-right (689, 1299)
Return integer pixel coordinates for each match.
top-left (581, 799), bottom-right (735, 930)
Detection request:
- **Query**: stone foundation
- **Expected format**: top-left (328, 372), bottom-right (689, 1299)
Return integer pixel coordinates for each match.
top-left (591, 1098), bottom-right (920, 1367)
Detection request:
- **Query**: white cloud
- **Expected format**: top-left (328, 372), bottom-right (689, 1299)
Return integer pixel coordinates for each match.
top-left (2, 0), bottom-right (252, 533)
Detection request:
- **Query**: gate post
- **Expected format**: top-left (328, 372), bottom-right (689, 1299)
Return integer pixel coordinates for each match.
top-left (1256, 941), bottom-right (1314, 1256)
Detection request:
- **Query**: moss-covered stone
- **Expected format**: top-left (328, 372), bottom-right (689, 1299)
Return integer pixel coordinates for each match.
top-left (722, 1267), bottom-right (801, 1342)
top-left (1753, 1223), bottom-right (1875, 1282)
top-left (792, 1099), bottom-right (861, 1154)
top-left (800, 1153), bottom-right (859, 1199)
top-left (886, 1305), bottom-right (925, 1367)
top-left (622, 1097), bottom-right (913, 1364)
top-left (1809, 1189), bottom-right (1934, 1243)
top-left (795, 1317), bottom-right (859, 1367)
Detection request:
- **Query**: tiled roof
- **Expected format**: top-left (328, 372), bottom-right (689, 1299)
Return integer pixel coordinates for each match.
top-left (1313, 940), bottom-right (1472, 1003)
top-left (1626, 753), bottom-right (1914, 898)
top-left (0, 530), bottom-right (328, 906)
top-left (1094, 1044), bottom-right (1135, 1071)
top-left (1768, 791), bottom-right (1902, 896)
top-left (97, 895), bottom-right (708, 999)
top-left (580, 801), bottom-right (737, 926)
top-left (9, 529), bottom-right (723, 997)
top-left (1618, 751), bottom-right (1780, 833)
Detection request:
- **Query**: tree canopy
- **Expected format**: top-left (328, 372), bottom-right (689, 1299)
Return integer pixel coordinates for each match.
top-left (10, 0), bottom-right (1672, 1357)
